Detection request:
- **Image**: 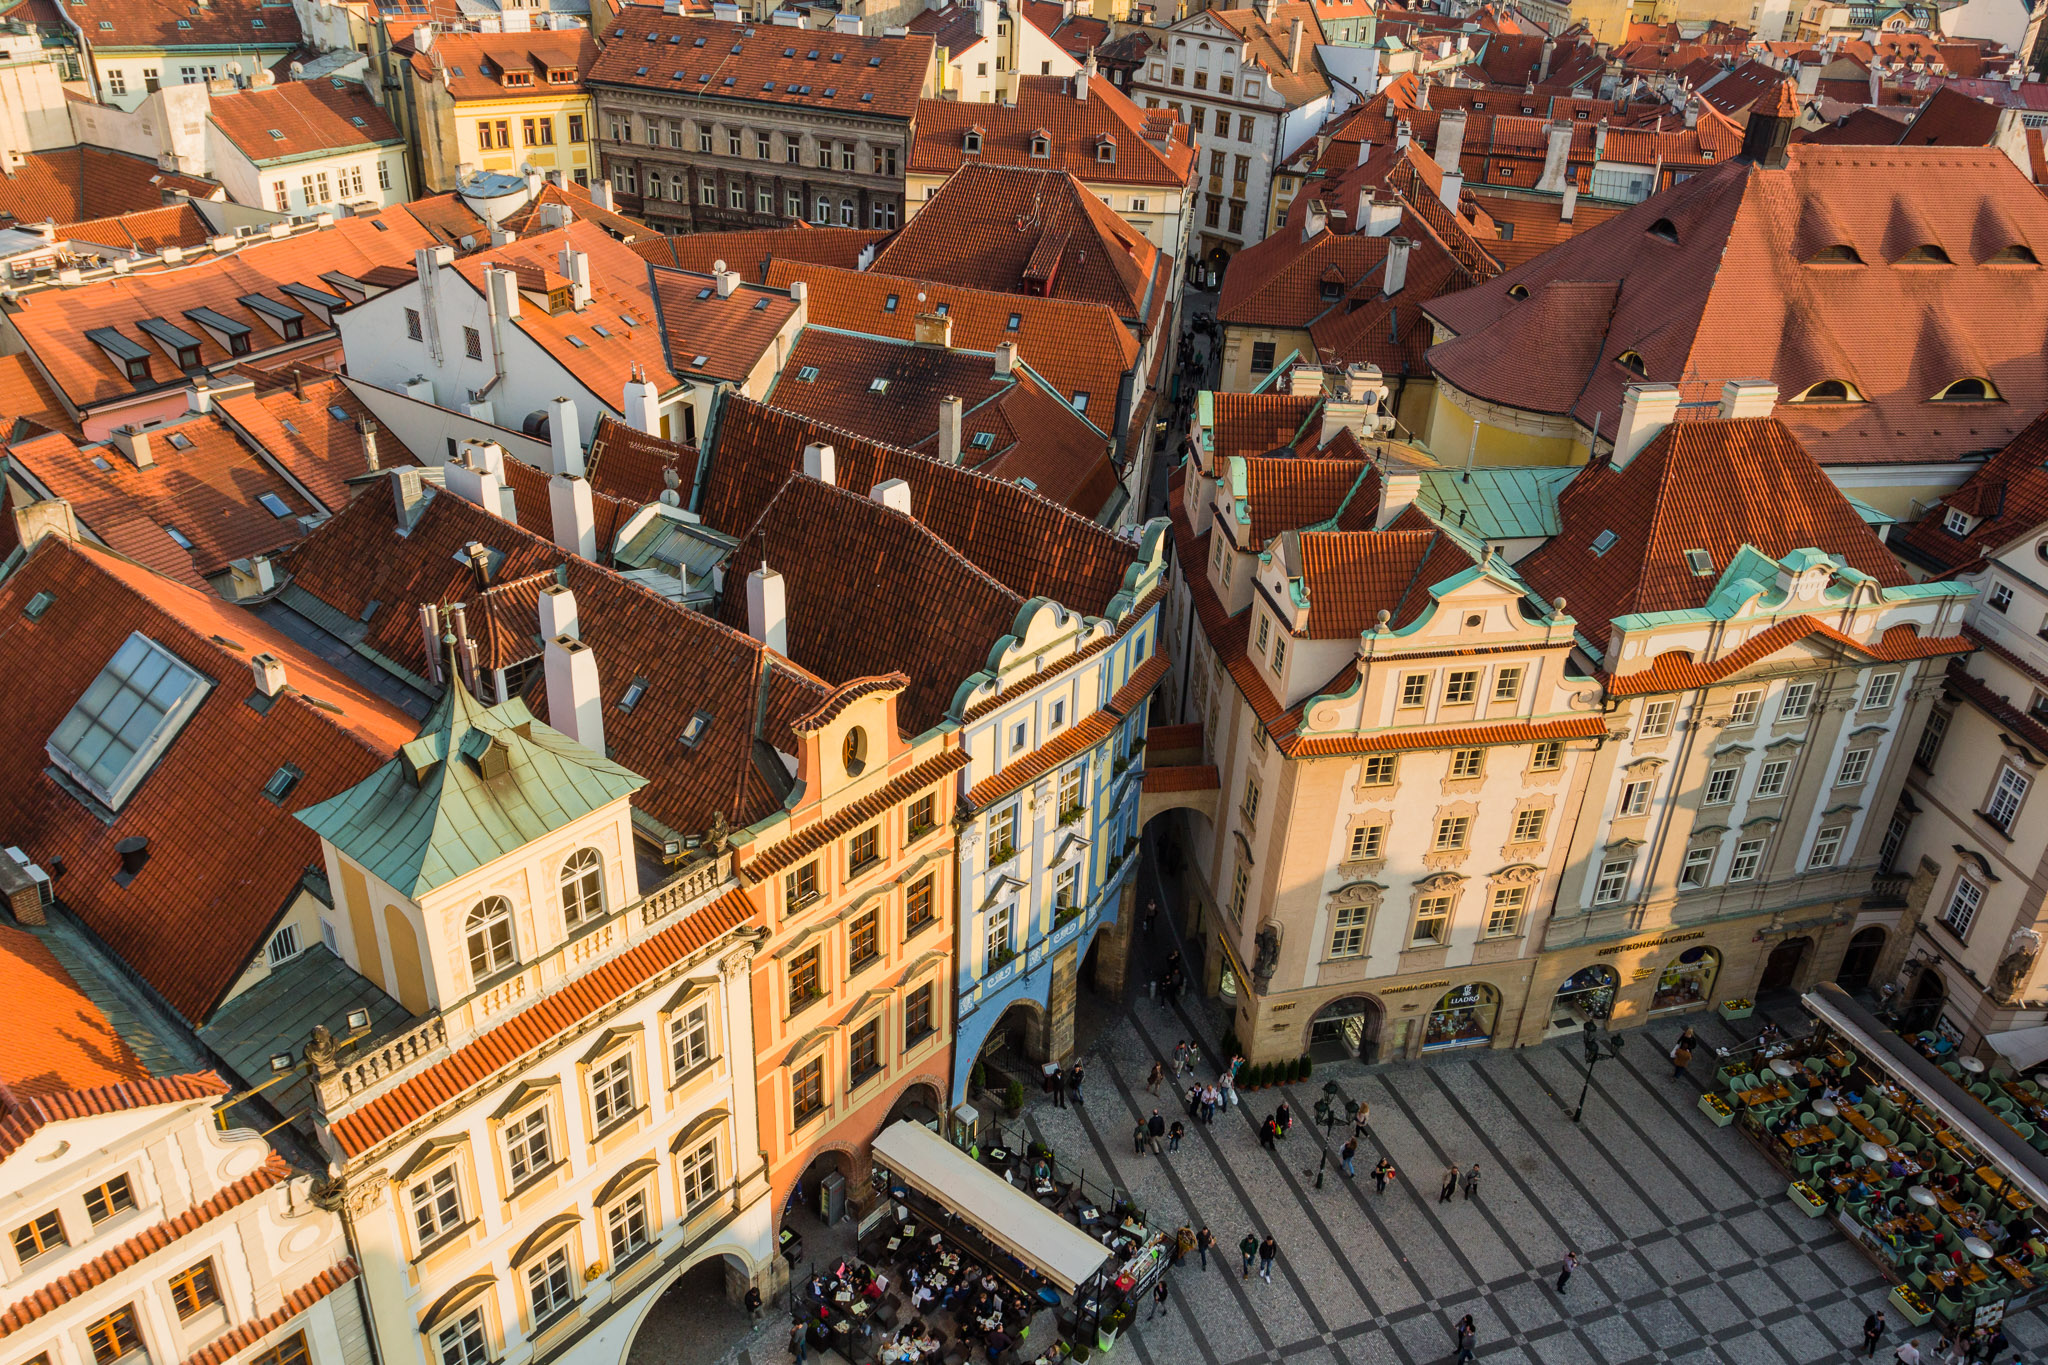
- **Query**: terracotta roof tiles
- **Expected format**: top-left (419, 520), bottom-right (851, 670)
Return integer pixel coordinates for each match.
top-left (207, 80), bottom-right (402, 164)
top-left (651, 224), bottom-right (887, 277)
top-left (212, 370), bottom-right (419, 513)
top-left (648, 265), bottom-right (801, 383)
top-left (0, 147), bottom-right (217, 232)
top-left (60, 204), bottom-right (214, 256)
top-left (68, 0), bottom-right (299, 50)
top-left (0, 926), bottom-right (152, 1103)
top-left (741, 746), bottom-right (968, 880)
top-left (179, 1262), bottom-right (360, 1365)
top-left (406, 29), bottom-right (595, 102)
top-left (909, 75), bottom-right (1195, 187)
top-left (588, 13), bottom-right (935, 120)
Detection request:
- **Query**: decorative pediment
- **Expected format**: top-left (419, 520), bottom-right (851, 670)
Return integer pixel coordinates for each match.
top-left (392, 1133), bottom-right (466, 1184)
top-left (489, 1077), bottom-right (560, 1123)
top-left (1602, 836), bottom-right (1644, 853)
top-left (1822, 802), bottom-right (1863, 817)
top-left (594, 1157), bottom-right (659, 1209)
top-left (1764, 735), bottom-right (1805, 751)
top-left (1233, 829), bottom-right (1257, 866)
top-left (510, 1212), bottom-right (583, 1269)
top-left (780, 1024), bottom-right (834, 1069)
top-left (1953, 845), bottom-right (2002, 881)
top-left (670, 1107), bottom-right (729, 1153)
top-left (1742, 815), bottom-right (1781, 829)
top-left (1623, 755), bottom-right (1668, 773)
top-left (1412, 871), bottom-right (1465, 892)
top-left (578, 1023), bottom-right (644, 1068)
top-left (1050, 830), bottom-right (1092, 867)
top-left (1997, 733), bottom-right (2047, 767)
top-left (1692, 823), bottom-right (1730, 839)
top-left (1711, 743), bottom-right (1753, 759)
top-left (1849, 724), bottom-right (1889, 739)
top-left (1488, 863), bottom-right (1544, 886)
top-left (419, 1275), bottom-right (497, 1332)
top-left (979, 873), bottom-right (1027, 911)
top-left (1328, 880), bottom-right (1385, 908)
top-left (662, 975), bottom-right (718, 1015)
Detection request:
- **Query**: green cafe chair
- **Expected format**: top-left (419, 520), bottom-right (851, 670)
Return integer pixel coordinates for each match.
top-left (1971, 1082), bottom-right (1996, 1101)
top-left (1937, 1296), bottom-right (1963, 1321)
top-left (1837, 1049), bottom-right (1857, 1073)
top-left (1879, 1128), bottom-right (1898, 1145)
top-left (1910, 1270), bottom-right (1930, 1294)
top-left (2012, 1122), bottom-right (2035, 1142)
top-left (1800, 1112), bottom-right (1819, 1127)
top-left (1857, 1103), bottom-right (1877, 1119)
top-left (1943, 1062), bottom-right (1966, 1080)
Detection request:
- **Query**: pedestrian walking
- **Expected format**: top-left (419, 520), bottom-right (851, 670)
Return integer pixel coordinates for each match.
top-left (1352, 1100), bottom-right (1370, 1141)
top-left (1454, 1314), bottom-right (1477, 1365)
top-left (1894, 1338), bottom-right (1922, 1364)
top-left (1439, 1163), bottom-right (1460, 1204)
top-left (1148, 1109), bottom-right (1167, 1154)
top-left (1133, 1120), bottom-right (1149, 1155)
top-left (1068, 1061), bottom-right (1086, 1104)
top-left (1148, 1277), bottom-right (1170, 1322)
top-left (1556, 1251), bottom-right (1578, 1294)
top-left (1196, 1226), bottom-right (1214, 1271)
top-left (1671, 1042), bottom-right (1694, 1080)
top-left (1144, 898), bottom-right (1158, 934)
top-left (1675, 1025), bottom-right (1699, 1056)
top-left (1276, 1101), bottom-right (1292, 1138)
top-left (1259, 1114), bottom-right (1279, 1150)
top-left (1863, 1310), bottom-right (1886, 1359)
top-left (1463, 1163), bottom-right (1482, 1201)
top-left (1340, 1137), bottom-right (1358, 1177)
top-left (1147, 1062), bottom-right (1164, 1094)
top-left (1372, 1157), bottom-right (1395, 1195)
top-left (1239, 1232), bottom-right (1259, 1280)
top-left (1258, 1236), bottom-right (1278, 1284)
top-left (1169, 1120), bottom-right (1186, 1152)
top-left (790, 1322), bottom-right (808, 1365)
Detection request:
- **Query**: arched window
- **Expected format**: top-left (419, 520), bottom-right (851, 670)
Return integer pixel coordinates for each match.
top-left (1806, 243), bottom-right (1862, 264)
top-left (1898, 243), bottom-right (1950, 264)
top-left (560, 848), bottom-right (604, 931)
top-left (1933, 377), bottom-right (1999, 402)
top-left (467, 896), bottom-right (516, 979)
top-left (1506, 283), bottom-right (1528, 299)
top-left (1646, 218), bottom-right (1678, 244)
top-left (1616, 349), bottom-right (1647, 376)
top-left (1789, 379), bottom-right (1861, 402)
top-left (1987, 243), bottom-right (2038, 265)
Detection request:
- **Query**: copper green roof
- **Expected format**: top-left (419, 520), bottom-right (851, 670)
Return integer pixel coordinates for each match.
top-left (296, 675), bottom-right (646, 899)
top-left (1416, 467), bottom-right (1577, 541)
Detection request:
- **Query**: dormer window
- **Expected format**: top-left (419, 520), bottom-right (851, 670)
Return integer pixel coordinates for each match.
top-left (1096, 135), bottom-right (1116, 163)
top-left (963, 128), bottom-right (982, 154)
top-left (1030, 130), bottom-right (1050, 158)
top-left (1615, 350), bottom-right (1647, 376)
top-left (1647, 218), bottom-right (1679, 244)
top-left (1789, 379), bottom-right (1860, 403)
top-left (1987, 243), bottom-right (2038, 265)
top-left (501, 69), bottom-right (533, 86)
top-left (1944, 506), bottom-right (1974, 536)
top-left (1506, 283), bottom-right (1528, 299)
top-left (1899, 243), bottom-right (1950, 264)
top-left (1806, 244), bottom-right (1862, 264)
top-left (1934, 377), bottom-right (1999, 402)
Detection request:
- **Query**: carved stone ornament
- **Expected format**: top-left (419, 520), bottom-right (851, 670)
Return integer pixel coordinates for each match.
top-left (1490, 864), bottom-right (1543, 887)
top-left (707, 809), bottom-right (733, 851)
top-left (347, 1173), bottom-right (390, 1216)
top-left (305, 1024), bottom-right (339, 1076)
top-left (1252, 922), bottom-right (1281, 990)
top-left (1414, 871), bottom-right (1465, 893)
top-left (1569, 690), bottom-right (1602, 711)
top-left (1328, 881), bottom-right (1384, 909)
top-left (1993, 928), bottom-right (2043, 1005)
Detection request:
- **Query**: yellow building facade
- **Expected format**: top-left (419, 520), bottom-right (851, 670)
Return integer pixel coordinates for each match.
top-left (408, 28), bottom-right (598, 193)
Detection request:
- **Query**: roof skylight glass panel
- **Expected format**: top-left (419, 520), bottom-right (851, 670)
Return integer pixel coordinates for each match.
top-left (47, 632), bottom-right (211, 811)
top-left (259, 492), bottom-right (294, 517)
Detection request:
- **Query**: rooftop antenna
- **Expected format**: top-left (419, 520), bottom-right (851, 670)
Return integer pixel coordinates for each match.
top-left (1462, 423), bottom-right (1478, 481)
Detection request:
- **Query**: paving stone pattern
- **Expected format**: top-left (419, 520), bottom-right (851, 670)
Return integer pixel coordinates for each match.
top-left (1015, 981), bottom-right (2048, 1365)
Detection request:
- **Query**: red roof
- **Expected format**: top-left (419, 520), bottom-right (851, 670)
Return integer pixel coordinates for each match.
top-left (587, 13), bottom-right (935, 120)
top-left (1296, 527), bottom-right (1476, 636)
top-left (648, 265), bottom-right (801, 383)
top-left (0, 926), bottom-right (150, 1101)
top-left (0, 353), bottom-right (76, 440)
top-left (1605, 615), bottom-right (1969, 697)
top-left (1892, 408), bottom-right (2048, 575)
top-left (66, 0), bottom-right (298, 53)
top-left (60, 204), bottom-right (214, 256)
top-left (1208, 393), bottom-right (1319, 460)
top-left (207, 79), bottom-right (402, 164)
top-left (909, 75), bottom-right (1195, 187)
top-left (406, 28), bottom-right (595, 101)
top-left (0, 537), bottom-right (414, 1023)
top-left (647, 223), bottom-right (885, 276)
top-left (213, 370), bottom-right (418, 513)
top-left (0, 148), bottom-right (217, 232)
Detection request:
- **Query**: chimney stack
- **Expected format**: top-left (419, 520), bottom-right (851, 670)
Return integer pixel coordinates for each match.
top-left (1285, 364), bottom-right (1323, 397)
top-left (1435, 106), bottom-right (1468, 173)
top-left (1078, 50), bottom-right (1096, 98)
top-left (623, 366), bottom-right (661, 435)
top-left (487, 264), bottom-right (522, 320)
top-left (1382, 236), bottom-right (1412, 296)
top-left (1302, 198), bottom-right (1328, 241)
top-left (1717, 379), bottom-right (1778, 420)
top-left (537, 582), bottom-right (580, 642)
top-left (562, 249), bottom-right (593, 311)
top-left (712, 258), bottom-right (739, 298)
top-left (549, 396), bottom-right (584, 477)
top-left (994, 341), bottom-right (1017, 377)
top-left (444, 445), bottom-right (506, 520)
top-left (592, 180), bottom-right (616, 211)
top-left (1288, 16), bottom-right (1303, 69)
top-left (12, 498), bottom-right (77, 549)
top-left (390, 466), bottom-right (429, 531)
top-left (1560, 184), bottom-right (1577, 222)
top-left (913, 311), bottom-right (953, 346)
top-left (747, 565), bottom-right (788, 653)
top-left (359, 419), bottom-right (380, 472)
top-left (543, 633), bottom-right (604, 753)
top-left (550, 473), bottom-right (597, 558)
top-left (802, 440), bottom-right (836, 485)
top-left (110, 424), bottom-right (154, 469)
top-left (1611, 382), bottom-right (1682, 469)
top-left (938, 395), bottom-right (964, 463)
top-left (1538, 38), bottom-right (1554, 82)
top-left (872, 478), bottom-right (913, 515)
top-left (1438, 169), bottom-right (1464, 212)
top-left (250, 652), bottom-right (287, 697)
top-left (1537, 120), bottom-right (1574, 191)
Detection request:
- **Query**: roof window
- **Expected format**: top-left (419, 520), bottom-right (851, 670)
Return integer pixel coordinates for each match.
top-left (1684, 549), bottom-right (1714, 576)
top-left (259, 492), bottom-right (293, 517)
top-left (869, 378), bottom-right (889, 393)
top-left (24, 591), bottom-right (54, 622)
top-left (1006, 313), bottom-right (1021, 330)
top-left (165, 527), bottom-right (193, 550)
top-left (593, 324), bottom-right (613, 338)
top-left (796, 366), bottom-right (820, 382)
top-left (679, 711), bottom-right (712, 747)
top-left (884, 294), bottom-right (899, 311)
top-left (1615, 350), bottom-right (1647, 376)
top-left (753, 297), bottom-right (769, 310)
top-left (697, 287), bottom-right (714, 299)
top-left (1590, 529), bottom-right (1617, 556)
top-left (1789, 379), bottom-right (1859, 403)
top-left (1933, 377), bottom-right (1999, 402)
top-left (972, 431), bottom-right (995, 449)
top-left (1806, 243), bottom-right (1861, 264)
top-left (1899, 244), bottom-right (1950, 265)
top-left (1987, 244), bottom-right (2038, 265)
top-left (1506, 283), bottom-right (1528, 299)
top-left (617, 675), bottom-right (649, 713)
top-left (692, 353), bottom-right (710, 367)
top-left (264, 764), bottom-right (303, 803)
top-left (165, 432), bottom-right (192, 451)
top-left (48, 631), bottom-right (211, 812)
top-left (963, 130), bottom-right (982, 154)
top-left (1646, 217), bottom-right (1678, 244)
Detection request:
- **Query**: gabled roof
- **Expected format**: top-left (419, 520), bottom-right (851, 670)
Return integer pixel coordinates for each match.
top-left (0, 147), bottom-right (217, 232)
top-left (0, 353), bottom-right (75, 441)
top-left (1296, 527), bottom-right (1477, 636)
top-left (0, 536), bottom-right (414, 1022)
top-left (1208, 392), bottom-right (1320, 460)
top-left (870, 163), bottom-right (1160, 322)
top-left (1239, 457), bottom-right (1380, 546)
top-left (1423, 145), bottom-right (2048, 469)
top-left (716, 474), bottom-right (1027, 735)
top-left (587, 12), bottom-right (934, 120)
top-left (208, 79), bottom-right (403, 165)
top-left (60, 204), bottom-right (214, 257)
top-left (1196, 2), bottom-right (1329, 107)
top-left (407, 28), bottom-right (596, 101)
top-left (1515, 416), bottom-right (1910, 633)
top-left (909, 75), bottom-right (1195, 187)
top-left (647, 266), bottom-right (801, 383)
top-left (212, 369), bottom-right (419, 513)
top-left (68, 0), bottom-right (299, 50)
top-left (1891, 408), bottom-right (2048, 574)
top-left (298, 665), bottom-right (645, 898)
top-left (906, 2), bottom-right (984, 54)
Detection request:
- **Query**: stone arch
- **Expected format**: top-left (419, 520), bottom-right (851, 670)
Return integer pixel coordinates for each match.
top-left (620, 1241), bottom-right (762, 1365)
top-left (1305, 994), bottom-right (1384, 1064)
top-left (381, 904), bottom-right (430, 1015)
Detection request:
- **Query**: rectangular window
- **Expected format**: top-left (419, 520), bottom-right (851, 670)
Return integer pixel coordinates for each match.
top-left (1593, 859), bottom-right (1632, 904)
top-left (84, 1176), bottom-right (135, 1224)
top-left (1059, 765), bottom-right (1083, 817)
top-left (1727, 688), bottom-right (1764, 726)
top-left (1916, 710), bottom-right (1949, 769)
top-left (679, 1137), bottom-right (719, 1210)
top-left (1443, 670), bottom-right (1479, 705)
top-left (1230, 860), bottom-right (1248, 916)
top-left (1493, 666), bottom-right (1524, 702)
top-left (792, 1057), bottom-right (824, 1124)
top-left (1619, 780), bottom-right (1652, 817)
top-left (1808, 826), bottom-right (1845, 869)
top-left (1347, 824), bottom-right (1384, 860)
top-left (169, 1261), bottom-right (219, 1319)
top-left (1703, 767), bottom-right (1738, 805)
top-left (989, 806), bottom-right (1017, 860)
top-left (526, 1247), bottom-right (575, 1326)
top-left (1779, 682), bottom-right (1815, 721)
top-left (272, 180), bottom-right (288, 212)
top-left (1328, 903), bottom-right (1368, 958)
top-left (699, 181), bottom-right (715, 206)
top-left (1990, 582), bottom-right (2014, 614)
top-left (1484, 887), bottom-right (1525, 938)
top-left (607, 1191), bottom-right (651, 1261)
top-left (1531, 740), bottom-right (1563, 771)
top-left (379, 161), bottom-right (392, 190)
top-left (848, 912), bottom-right (879, 971)
top-left (785, 861), bottom-right (819, 910)
top-left (849, 826), bottom-right (878, 872)
top-left (87, 1308), bottom-right (143, 1365)
top-left (463, 326), bottom-right (482, 360)
top-left (409, 1167), bottom-right (462, 1246)
top-left (522, 116), bottom-right (553, 146)
top-left (1433, 815), bottom-right (1470, 850)
top-left (568, 114), bottom-right (585, 143)
top-left (504, 1107), bottom-right (552, 1186)
top-left (1836, 748), bottom-right (1873, 786)
top-left (1679, 846), bottom-right (1714, 889)
top-left (788, 947), bottom-right (821, 1012)
top-left (1943, 876), bottom-right (1984, 938)
top-left (438, 1311), bottom-right (488, 1365)
top-left (1988, 767), bottom-right (2031, 832)
top-left (1864, 672), bottom-right (1899, 710)
top-left (1729, 838), bottom-right (1766, 882)
top-left (985, 903), bottom-right (1013, 964)
top-left (1411, 894), bottom-right (1451, 945)
top-left (1399, 673), bottom-right (1429, 707)
top-left (727, 131), bottom-right (741, 156)
top-left (1241, 776), bottom-right (1260, 825)
top-left (1511, 807), bottom-right (1547, 843)
top-left (669, 1003), bottom-right (711, 1077)
top-left (1638, 699), bottom-right (1675, 738)
top-left (108, 68), bottom-right (126, 94)
top-left (1450, 747), bottom-right (1483, 779)
top-left (1362, 754), bottom-right (1397, 785)
top-left (1271, 637), bottom-right (1286, 675)
top-left (251, 1333), bottom-right (309, 1365)
top-left (590, 1053), bottom-right (635, 1129)
top-left (905, 983), bottom-right (934, 1046)
top-left (405, 307), bottom-right (422, 340)
top-left (729, 185), bottom-right (744, 210)
top-left (1250, 340), bottom-right (1275, 373)
top-left (906, 875), bottom-right (935, 933)
top-left (1754, 759), bottom-right (1791, 799)
top-left (906, 792), bottom-right (936, 838)
top-left (849, 1019), bottom-right (881, 1084)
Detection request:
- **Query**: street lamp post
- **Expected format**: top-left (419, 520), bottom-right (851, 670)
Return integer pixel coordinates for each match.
top-left (1311, 1081), bottom-right (1342, 1187)
top-left (1572, 1021), bottom-right (1625, 1124)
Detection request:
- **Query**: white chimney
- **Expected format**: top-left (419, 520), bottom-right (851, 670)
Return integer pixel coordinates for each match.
top-left (1612, 382), bottom-right (1682, 469)
top-left (803, 441), bottom-right (836, 485)
top-left (1718, 379), bottom-right (1779, 420)
top-left (443, 447), bottom-right (506, 518)
top-left (1382, 236), bottom-right (1412, 296)
top-left (558, 249), bottom-right (592, 311)
top-left (550, 473), bottom-right (597, 558)
top-left (1078, 51), bottom-right (1095, 98)
top-left (623, 369), bottom-right (661, 435)
top-left (1435, 106), bottom-right (1469, 172)
top-left (1395, 119), bottom-right (1411, 150)
top-left (537, 582), bottom-right (580, 642)
top-left (1285, 364), bottom-right (1323, 397)
top-left (747, 565), bottom-right (788, 653)
top-left (543, 633), bottom-right (604, 753)
top-left (111, 424), bottom-right (153, 469)
top-left (712, 258), bottom-right (739, 298)
top-left (1378, 470), bottom-right (1423, 527)
top-left (1560, 184), bottom-right (1578, 222)
top-left (994, 341), bottom-right (1017, 377)
top-left (250, 652), bottom-right (287, 697)
top-left (592, 180), bottom-right (616, 211)
top-left (872, 478), bottom-right (913, 515)
top-left (1301, 199), bottom-right (1328, 241)
top-left (1362, 189), bottom-right (1402, 237)
top-left (487, 265), bottom-right (521, 320)
top-left (549, 396), bottom-right (584, 477)
top-left (1537, 120), bottom-right (1574, 192)
top-left (1438, 169), bottom-right (1464, 211)
top-left (938, 396), bottom-right (964, 463)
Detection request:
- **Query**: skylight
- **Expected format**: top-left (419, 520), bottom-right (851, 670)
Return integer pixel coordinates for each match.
top-left (47, 632), bottom-right (211, 811)
top-left (697, 287), bottom-right (713, 299)
top-left (972, 431), bottom-right (995, 449)
top-left (798, 366), bottom-right (819, 381)
top-left (1591, 529), bottom-right (1617, 556)
top-left (264, 763), bottom-right (303, 802)
top-left (679, 711), bottom-right (712, 748)
top-left (1006, 313), bottom-right (1021, 330)
top-left (884, 294), bottom-right (899, 312)
top-left (869, 378), bottom-right (889, 393)
top-left (259, 492), bottom-right (293, 518)
top-left (1685, 549), bottom-right (1714, 576)
top-left (281, 420), bottom-right (299, 434)
top-left (328, 405), bottom-right (350, 421)
top-left (166, 527), bottom-right (193, 550)
top-left (568, 335), bottom-right (588, 348)
top-left (166, 432), bottom-right (192, 450)
top-left (753, 297), bottom-right (769, 310)
top-left (618, 675), bottom-right (649, 713)
top-left (692, 353), bottom-right (710, 366)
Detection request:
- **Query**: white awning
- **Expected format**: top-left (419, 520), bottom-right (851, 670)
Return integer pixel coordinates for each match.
top-left (869, 1120), bottom-right (1112, 1294)
top-left (1990, 1025), bottom-right (2048, 1072)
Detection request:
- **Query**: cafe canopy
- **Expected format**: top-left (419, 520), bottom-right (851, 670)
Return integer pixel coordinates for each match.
top-left (870, 1120), bottom-right (1113, 1294)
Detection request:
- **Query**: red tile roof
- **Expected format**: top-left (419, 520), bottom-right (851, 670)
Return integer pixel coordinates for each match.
top-left (587, 13), bottom-right (935, 120)
top-left (649, 224), bottom-right (886, 277)
top-left (648, 265), bottom-right (801, 383)
top-left (1423, 146), bottom-right (2048, 469)
top-left (1516, 417), bottom-right (1909, 637)
top-left (871, 163), bottom-right (1160, 322)
top-left (179, 1261), bottom-right (360, 1365)
top-left (1296, 527), bottom-right (1476, 636)
top-left (0, 148), bottom-right (217, 232)
top-left (1208, 393), bottom-right (1319, 461)
top-left (1200, 1), bottom-right (1329, 106)
top-left (406, 28), bottom-right (596, 101)
top-left (584, 413), bottom-right (696, 507)
top-left (1891, 408), bottom-right (2048, 575)
top-left (60, 204), bottom-right (214, 256)
top-left (1141, 763), bottom-right (1219, 793)
top-left (8, 420), bottom-right (320, 585)
top-left (0, 1072), bottom-right (228, 1164)
top-left (330, 887), bottom-right (753, 1154)
top-left (0, 538), bottom-right (415, 1022)
top-left (213, 370), bottom-right (418, 513)
top-left (207, 79), bottom-right (403, 164)
top-left (68, 0), bottom-right (299, 48)
top-left (964, 653), bottom-right (1166, 809)
top-left (909, 75), bottom-right (1195, 187)
top-left (1464, 188), bottom-right (1623, 270)
top-left (1604, 616), bottom-right (1969, 697)
top-left (1239, 457), bottom-right (1379, 546)
top-left (0, 926), bottom-right (151, 1101)
top-left (0, 352), bottom-right (77, 440)
top-left (740, 746), bottom-right (968, 880)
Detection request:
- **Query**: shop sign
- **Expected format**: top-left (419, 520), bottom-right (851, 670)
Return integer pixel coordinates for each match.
top-left (1631, 967), bottom-right (1655, 982)
top-left (1598, 930), bottom-right (1707, 958)
top-left (1384, 979), bottom-right (1451, 995)
top-left (1439, 983), bottom-right (1483, 1009)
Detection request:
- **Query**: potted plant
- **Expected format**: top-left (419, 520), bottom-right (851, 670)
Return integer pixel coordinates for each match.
top-left (1006, 1078), bottom-right (1026, 1115)
top-left (1719, 997), bottom-right (1755, 1022)
top-left (1787, 1180), bottom-right (1828, 1218)
top-left (1297, 1056), bottom-right (1313, 1082)
top-left (1698, 1092), bottom-right (1735, 1127)
top-left (1098, 1308), bottom-right (1130, 1353)
top-left (1890, 1283), bottom-right (1934, 1326)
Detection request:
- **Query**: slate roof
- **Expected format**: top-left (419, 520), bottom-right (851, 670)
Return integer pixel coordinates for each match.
top-left (587, 12), bottom-right (935, 120)
top-left (909, 75), bottom-right (1196, 187)
top-left (0, 537), bottom-right (414, 1023)
top-left (296, 667), bottom-right (646, 898)
top-left (0, 147), bottom-right (217, 232)
top-left (1422, 144), bottom-right (2048, 469)
top-left (196, 944), bottom-right (410, 1122)
top-left (208, 79), bottom-right (403, 165)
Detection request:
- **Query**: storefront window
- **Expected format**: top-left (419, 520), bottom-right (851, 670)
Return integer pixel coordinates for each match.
top-left (1217, 944), bottom-right (1239, 999)
top-left (1550, 965), bottom-right (1617, 1030)
top-left (1652, 946), bottom-right (1720, 1012)
top-left (1423, 983), bottom-right (1500, 1050)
